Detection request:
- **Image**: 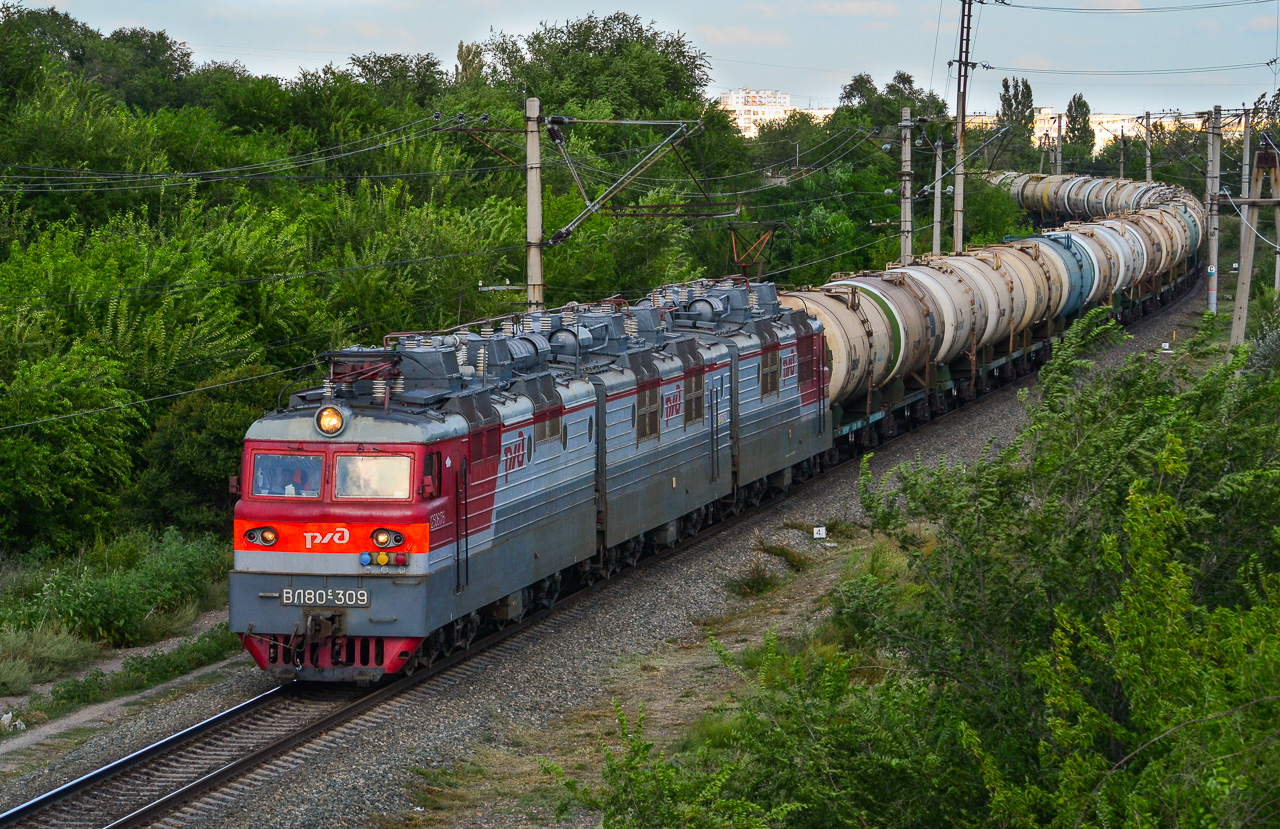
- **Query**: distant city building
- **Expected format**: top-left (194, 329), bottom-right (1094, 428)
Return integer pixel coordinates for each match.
top-left (969, 107), bottom-right (1238, 157)
top-left (717, 88), bottom-right (834, 139)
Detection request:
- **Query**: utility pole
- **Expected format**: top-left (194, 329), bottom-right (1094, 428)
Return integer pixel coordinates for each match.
top-left (933, 137), bottom-right (944, 256)
top-left (1230, 147), bottom-right (1274, 347)
top-left (1119, 127), bottom-right (1126, 178)
top-left (900, 107), bottom-right (913, 265)
top-left (1055, 113), bottom-right (1063, 175)
top-left (1144, 112), bottom-right (1153, 183)
top-left (1207, 104), bottom-right (1221, 314)
top-left (525, 97), bottom-right (544, 311)
top-left (1241, 107), bottom-right (1251, 205)
top-left (952, 0), bottom-right (974, 253)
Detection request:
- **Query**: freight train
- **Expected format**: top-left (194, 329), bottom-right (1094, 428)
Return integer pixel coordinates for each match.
top-left (229, 173), bottom-right (1205, 682)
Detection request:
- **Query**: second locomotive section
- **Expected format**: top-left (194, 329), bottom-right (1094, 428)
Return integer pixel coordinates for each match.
top-left (230, 282), bottom-right (831, 681)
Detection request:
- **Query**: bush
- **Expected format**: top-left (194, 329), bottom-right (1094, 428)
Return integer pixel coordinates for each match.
top-left (829, 574), bottom-right (892, 646)
top-left (0, 529), bottom-right (229, 646)
top-left (0, 659), bottom-right (33, 695)
top-left (0, 625), bottom-right (97, 686)
top-left (727, 553), bottom-right (781, 598)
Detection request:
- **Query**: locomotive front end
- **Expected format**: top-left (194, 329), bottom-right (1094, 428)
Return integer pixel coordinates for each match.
top-left (230, 359), bottom-right (453, 683)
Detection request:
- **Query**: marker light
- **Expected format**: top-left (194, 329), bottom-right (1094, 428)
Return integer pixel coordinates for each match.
top-left (245, 527), bottom-right (278, 546)
top-left (394, 553), bottom-right (407, 566)
top-left (316, 406), bottom-right (345, 436)
top-left (371, 529), bottom-right (404, 548)
top-left (376, 551), bottom-right (390, 566)
top-left (359, 551), bottom-right (372, 566)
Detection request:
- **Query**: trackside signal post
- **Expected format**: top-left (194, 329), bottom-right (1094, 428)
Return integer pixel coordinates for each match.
top-left (526, 97), bottom-right (544, 311)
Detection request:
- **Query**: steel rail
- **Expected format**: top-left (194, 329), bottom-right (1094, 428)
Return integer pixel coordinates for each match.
top-left (0, 689), bottom-right (284, 826)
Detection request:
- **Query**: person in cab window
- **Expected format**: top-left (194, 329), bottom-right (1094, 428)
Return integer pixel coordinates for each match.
top-left (288, 467), bottom-right (317, 496)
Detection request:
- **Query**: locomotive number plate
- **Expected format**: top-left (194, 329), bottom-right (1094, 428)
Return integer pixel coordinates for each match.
top-left (280, 588), bottom-right (370, 607)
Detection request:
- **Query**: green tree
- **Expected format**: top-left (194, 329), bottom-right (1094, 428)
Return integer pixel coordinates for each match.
top-left (997, 76), bottom-right (1036, 169)
top-left (0, 347), bottom-right (137, 550)
top-left (483, 13), bottom-right (710, 118)
top-left (454, 41), bottom-right (484, 86)
top-left (837, 70), bottom-right (947, 130)
top-left (348, 51), bottom-right (444, 107)
top-left (1064, 92), bottom-right (1094, 167)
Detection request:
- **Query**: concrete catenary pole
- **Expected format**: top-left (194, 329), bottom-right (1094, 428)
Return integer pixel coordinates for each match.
top-left (1055, 113), bottom-right (1063, 175)
top-left (952, 0), bottom-right (974, 253)
top-left (933, 137), bottom-right (944, 257)
top-left (900, 107), bottom-right (913, 265)
top-left (1207, 105), bottom-right (1221, 314)
top-left (525, 97), bottom-right (544, 311)
top-left (1144, 112), bottom-right (1153, 183)
top-left (1241, 107), bottom-right (1251, 205)
top-left (1230, 152), bottom-right (1266, 348)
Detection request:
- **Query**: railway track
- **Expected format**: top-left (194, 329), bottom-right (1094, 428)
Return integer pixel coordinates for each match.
top-left (0, 274), bottom-right (1200, 829)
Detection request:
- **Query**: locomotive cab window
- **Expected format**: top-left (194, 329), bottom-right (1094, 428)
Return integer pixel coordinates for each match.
top-left (334, 455), bottom-right (412, 500)
top-left (252, 453), bottom-right (322, 497)
top-left (421, 453), bottom-right (441, 499)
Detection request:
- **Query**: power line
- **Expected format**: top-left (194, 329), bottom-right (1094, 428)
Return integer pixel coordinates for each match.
top-left (979, 59), bottom-right (1278, 76)
top-left (0, 245), bottom-right (525, 312)
top-left (986, 0), bottom-right (1271, 12)
top-left (0, 364), bottom-right (313, 432)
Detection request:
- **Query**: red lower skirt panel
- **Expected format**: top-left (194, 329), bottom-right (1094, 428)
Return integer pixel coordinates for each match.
top-left (241, 634), bottom-right (423, 676)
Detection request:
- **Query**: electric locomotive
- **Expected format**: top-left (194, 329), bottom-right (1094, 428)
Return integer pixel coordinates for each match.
top-left (230, 280), bottom-right (830, 682)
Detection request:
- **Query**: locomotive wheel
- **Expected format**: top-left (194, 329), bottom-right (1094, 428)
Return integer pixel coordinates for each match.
top-left (618, 538), bottom-right (642, 569)
top-left (450, 612), bottom-right (480, 652)
top-left (532, 572), bottom-right (561, 609)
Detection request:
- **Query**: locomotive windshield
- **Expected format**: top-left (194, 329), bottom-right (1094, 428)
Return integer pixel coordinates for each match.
top-left (252, 453), bottom-right (322, 497)
top-left (334, 455), bottom-right (412, 500)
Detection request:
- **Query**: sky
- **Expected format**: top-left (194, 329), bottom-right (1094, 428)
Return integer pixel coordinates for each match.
top-left (45, 0), bottom-right (1280, 117)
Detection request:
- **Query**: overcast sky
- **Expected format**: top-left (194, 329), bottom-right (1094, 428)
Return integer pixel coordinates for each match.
top-left (47, 0), bottom-right (1280, 116)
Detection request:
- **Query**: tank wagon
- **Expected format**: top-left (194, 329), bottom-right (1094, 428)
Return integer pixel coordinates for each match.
top-left (230, 174), bottom-right (1204, 682)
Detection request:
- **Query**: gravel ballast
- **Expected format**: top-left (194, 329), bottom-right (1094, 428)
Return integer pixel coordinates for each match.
top-left (0, 286), bottom-right (1208, 828)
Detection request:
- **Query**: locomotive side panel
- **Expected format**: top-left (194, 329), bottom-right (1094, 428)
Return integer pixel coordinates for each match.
top-left (595, 352), bottom-right (733, 549)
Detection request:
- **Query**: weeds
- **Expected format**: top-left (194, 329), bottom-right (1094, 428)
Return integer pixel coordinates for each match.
top-left (1, 623), bottom-right (242, 737)
top-left (727, 553), bottom-right (781, 597)
top-left (756, 536), bottom-right (812, 572)
top-left (0, 627), bottom-right (97, 694)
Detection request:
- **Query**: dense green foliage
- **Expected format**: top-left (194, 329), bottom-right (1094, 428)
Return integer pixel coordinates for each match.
top-left (0, 6), bottom-right (1033, 556)
top-left (552, 311), bottom-right (1280, 827)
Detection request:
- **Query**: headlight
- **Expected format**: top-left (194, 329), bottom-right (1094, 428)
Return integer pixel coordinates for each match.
top-left (371, 529), bottom-right (404, 548)
top-left (316, 406), bottom-right (345, 436)
top-left (245, 527), bottom-right (278, 546)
